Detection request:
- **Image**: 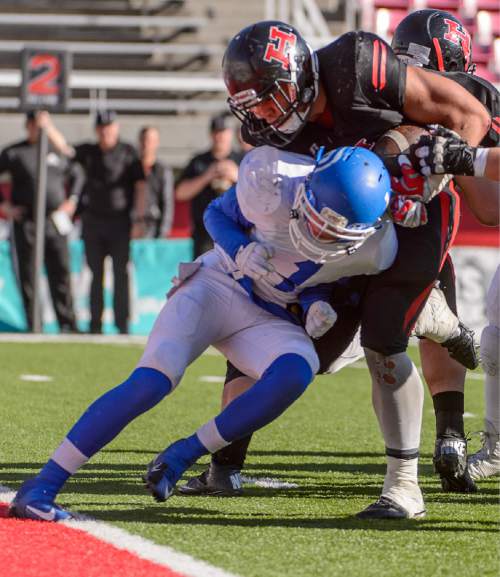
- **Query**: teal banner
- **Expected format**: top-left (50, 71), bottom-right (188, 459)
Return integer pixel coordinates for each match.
top-left (0, 238), bottom-right (193, 334)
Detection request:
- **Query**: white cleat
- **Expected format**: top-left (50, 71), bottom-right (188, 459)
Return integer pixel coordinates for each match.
top-left (412, 284), bottom-right (459, 344)
top-left (468, 422), bottom-right (500, 481)
top-left (357, 466), bottom-right (426, 520)
top-left (381, 480), bottom-right (426, 519)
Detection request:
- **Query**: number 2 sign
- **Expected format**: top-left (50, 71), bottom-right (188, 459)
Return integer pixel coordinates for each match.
top-left (21, 49), bottom-right (71, 112)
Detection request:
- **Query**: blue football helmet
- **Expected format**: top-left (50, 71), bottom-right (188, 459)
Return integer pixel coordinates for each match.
top-left (289, 147), bottom-right (392, 263)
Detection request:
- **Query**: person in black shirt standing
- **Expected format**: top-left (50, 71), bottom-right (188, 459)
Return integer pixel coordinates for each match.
top-left (175, 113), bottom-right (241, 257)
top-left (73, 111), bottom-right (146, 334)
top-left (138, 126), bottom-right (174, 238)
top-left (0, 111), bottom-right (82, 332)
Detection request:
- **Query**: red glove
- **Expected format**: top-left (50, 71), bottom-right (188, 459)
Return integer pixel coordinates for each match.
top-left (390, 155), bottom-right (431, 201)
top-left (390, 195), bottom-right (428, 228)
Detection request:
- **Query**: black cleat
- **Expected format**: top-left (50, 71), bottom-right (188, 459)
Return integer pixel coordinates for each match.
top-left (356, 496), bottom-right (426, 520)
top-left (433, 435), bottom-right (477, 493)
top-left (178, 464), bottom-right (243, 497)
top-left (442, 322), bottom-right (479, 370)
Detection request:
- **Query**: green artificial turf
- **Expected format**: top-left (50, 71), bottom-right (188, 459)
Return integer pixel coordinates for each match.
top-left (0, 342), bottom-right (498, 577)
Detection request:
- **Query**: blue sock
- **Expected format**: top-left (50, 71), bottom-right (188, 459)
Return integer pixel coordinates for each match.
top-left (214, 354), bottom-right (313, 442)
top-left (34, 368), bottom-right (171, 497)
top-left (179, 434), bottom-right (208, 463)
top-left (162, 435), bottom-right (208, 480)
top-left (67, 367), bottom-right (171, 457)
top-left (35, 459), bottom-right (71, 500)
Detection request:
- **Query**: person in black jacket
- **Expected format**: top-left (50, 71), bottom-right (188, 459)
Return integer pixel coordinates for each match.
top-left (138, 126), bottom-right (174, 238)
top-left (73, 111), bottom-right (146, 334)
top-left (175, 113), bottom-right (242, 257)
top-left (0, 111), bottom-right (82, 332)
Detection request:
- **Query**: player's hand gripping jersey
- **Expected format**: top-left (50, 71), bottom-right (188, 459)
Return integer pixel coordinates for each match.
top-left (202, 145), bottom-right (396, 320)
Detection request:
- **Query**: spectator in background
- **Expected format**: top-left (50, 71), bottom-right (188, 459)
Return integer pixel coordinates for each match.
top-left (73, 111), bottom-right (146, 335)
top-left (175, 113), bottom-right (241, 257)
top-left (0, 111), bottom-right (82, 332)
top-left (138, 126), bottom-right (174, 238)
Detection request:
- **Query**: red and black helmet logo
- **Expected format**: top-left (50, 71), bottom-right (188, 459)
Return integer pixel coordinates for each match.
top-left (443, 18), bottom-right (472, 69)
top-left (263, 26), bottom-right (297, 70)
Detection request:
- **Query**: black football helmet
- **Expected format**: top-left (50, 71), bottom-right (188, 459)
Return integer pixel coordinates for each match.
top-left (222, 20), bottom-right (319, 147)
top-left (392, 10), bottom-right (474, 73)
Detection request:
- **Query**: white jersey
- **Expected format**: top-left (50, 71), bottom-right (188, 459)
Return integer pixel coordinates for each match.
top-left (203, 146), bottom-right (397, 310)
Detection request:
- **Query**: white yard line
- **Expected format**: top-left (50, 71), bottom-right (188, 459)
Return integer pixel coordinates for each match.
top-left (241, 476), bottom-right (299, 489)
top-left (0, 484), bottom-right (241, 577)
top-left (19, 374), bottom-right (53, 382)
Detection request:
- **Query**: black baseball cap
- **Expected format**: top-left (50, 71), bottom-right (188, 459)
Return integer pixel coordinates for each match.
top-left (95, 110), bottom-right (117, 126)
top-left (25, 110), bottom-right (39, 122)
top-left (210, 113), bottom-right (231, 132)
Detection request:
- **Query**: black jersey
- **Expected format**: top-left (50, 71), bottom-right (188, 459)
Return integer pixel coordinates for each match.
top-left (243, 31), bottom-right (407, 156)
top-left (74, 141), bottom-right (144, 218)
top-left (0, 140), bottom-right (81, 215)
top-left (242, 31), bottom-right (498, 156)
top-left (442, 72), bottom-right (499, 147)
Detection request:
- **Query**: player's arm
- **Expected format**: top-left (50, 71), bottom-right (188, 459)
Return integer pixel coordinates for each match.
top-left (484, 149), bottom-right (499, 181)
top-left (462, 148), bottom-right (499, 182)
top-left (351, 32), bottom-right (488, 145)
top-left (455, 176), bottom-right (499, 226)
top-left (203, 185), bottom-right (252, 259)
top-left (204, 187), bottom-right (275, 280)
top-left (403, 68), bottom-right (490, 146)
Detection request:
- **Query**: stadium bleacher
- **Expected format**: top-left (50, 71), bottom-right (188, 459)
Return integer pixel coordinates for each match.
top-left (0, 0), bottom-right (268, 167)
top-left (0, 0), bottom-right (496, 167)
top-left (365, 0), bottom-right (499, 82)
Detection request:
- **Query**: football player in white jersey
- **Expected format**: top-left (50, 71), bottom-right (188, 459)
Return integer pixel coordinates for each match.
top-left (10, 145), bottom-right (402, 522)
top-left (197, 144), bottom-right (463, 519)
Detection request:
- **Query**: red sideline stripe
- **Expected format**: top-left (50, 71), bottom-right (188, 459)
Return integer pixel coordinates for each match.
top-left (0, 503), bottom-right (186, 577)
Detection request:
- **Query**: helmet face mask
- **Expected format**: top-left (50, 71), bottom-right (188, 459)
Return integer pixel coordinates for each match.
top-left (223, 21), bottom-right (318, 147)
top-left (228, 80), bottom-right (313, 144)
top-left (289, 182), bottom-right (377, 263)
top-left (391, 10), bottom-right (474, 74)
top-left (289, 147), bottom-right (392, 264)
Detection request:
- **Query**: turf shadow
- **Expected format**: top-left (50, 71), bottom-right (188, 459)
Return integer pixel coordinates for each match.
top-left (78, 505), bottom-right (500, 533)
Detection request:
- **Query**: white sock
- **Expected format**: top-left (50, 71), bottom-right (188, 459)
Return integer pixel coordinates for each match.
top-left (51, 438), bottom-right (89, 474)
top-left (481, 325), bottom-right (500, 434)
top-left (366, 349), bottom-right (424, 451)
top-left (383, 456), bottom-right (418, 494)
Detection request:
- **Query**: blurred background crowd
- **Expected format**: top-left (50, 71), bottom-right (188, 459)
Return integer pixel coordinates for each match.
top-left (0, 0), bottom-right (497, 334)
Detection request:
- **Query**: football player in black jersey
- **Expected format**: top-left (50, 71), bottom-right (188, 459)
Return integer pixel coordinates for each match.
top-left (180, 20), bottom-right (491, 518)
top-left (391, 9), bottom-right (499, 490)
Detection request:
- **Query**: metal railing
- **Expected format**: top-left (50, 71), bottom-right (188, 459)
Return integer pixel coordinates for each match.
top-left (264, 0), bottom-right (335, 47)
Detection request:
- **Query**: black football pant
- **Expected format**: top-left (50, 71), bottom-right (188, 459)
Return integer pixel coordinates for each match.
top-left (82, 214), bottom-right (130, 334)
top-left (13, 217), bottom-right (77, 331)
